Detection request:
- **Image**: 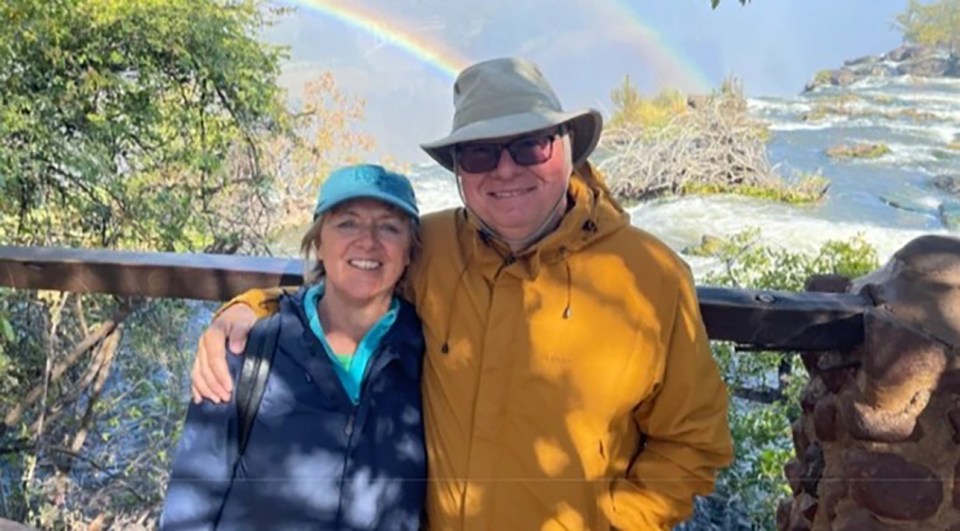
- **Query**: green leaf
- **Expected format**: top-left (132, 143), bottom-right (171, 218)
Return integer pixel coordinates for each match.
top-left (0, 317), bottom-right (13, 343)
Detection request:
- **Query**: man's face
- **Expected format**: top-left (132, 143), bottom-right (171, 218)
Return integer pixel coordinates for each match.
top-left (455, 127), bottom-right (572, 244)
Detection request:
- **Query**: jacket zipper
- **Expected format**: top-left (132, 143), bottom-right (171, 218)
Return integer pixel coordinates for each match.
top-left (332, 345), bottom-right (396, 528)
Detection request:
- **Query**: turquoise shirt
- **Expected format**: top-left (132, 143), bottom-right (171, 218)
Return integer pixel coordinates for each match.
top-left (303, 283), bottom-right (399, 405)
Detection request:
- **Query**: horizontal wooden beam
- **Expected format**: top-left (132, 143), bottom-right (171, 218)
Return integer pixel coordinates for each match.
top-left (0, 245), bottom-right (303, 302)
top-left (0, 245), bottom-right (872, 351)
top-left (696, 286), bottom-right (868, 351)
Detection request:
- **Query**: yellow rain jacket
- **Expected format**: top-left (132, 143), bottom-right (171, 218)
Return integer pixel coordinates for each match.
top-left (230, 163), bottom-right (733, 530)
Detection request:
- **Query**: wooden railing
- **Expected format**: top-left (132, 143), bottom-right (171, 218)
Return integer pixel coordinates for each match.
top-left (0, 245), bottom-right (868, 351)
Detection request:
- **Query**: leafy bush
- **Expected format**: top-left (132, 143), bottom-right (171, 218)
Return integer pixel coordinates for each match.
top-left (695, 229), bottom-right (879, 529)
top-left (608, 75), bottom-right (689, 132)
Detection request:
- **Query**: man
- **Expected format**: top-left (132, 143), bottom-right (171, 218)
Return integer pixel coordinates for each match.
top-left (191, 57), bottom-right (733, 530)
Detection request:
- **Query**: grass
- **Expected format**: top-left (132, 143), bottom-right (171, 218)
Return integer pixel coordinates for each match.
top-left (681, 172), bottom-right (829, 205)
top-left (826, 143), bottom-right (891, 159)
top-left (609, 84), bottom-right (689, 133)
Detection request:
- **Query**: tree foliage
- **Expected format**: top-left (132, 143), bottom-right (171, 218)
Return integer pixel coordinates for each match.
top-left (0, 1), bottom-right (374, 527)
top-left (896, 0), bottom-right (960, 53)
top-left (0, 0), bottom-right (291, 253)
top-left (697, 229), bottom-right (879, 529)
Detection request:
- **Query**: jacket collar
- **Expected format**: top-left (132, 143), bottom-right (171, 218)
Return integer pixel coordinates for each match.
top-left (285, 288), bottom-right (423, 381)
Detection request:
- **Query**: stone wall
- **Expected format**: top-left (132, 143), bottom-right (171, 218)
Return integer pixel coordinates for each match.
top-left (778, 235), bottom-right (960, 530)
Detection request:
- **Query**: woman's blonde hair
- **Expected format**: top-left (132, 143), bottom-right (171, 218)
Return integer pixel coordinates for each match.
top-left (299, 202), bottom-right (422, 285)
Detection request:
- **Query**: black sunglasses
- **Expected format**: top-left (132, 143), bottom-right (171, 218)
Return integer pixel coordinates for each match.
top-left (454, 128), bottom-right (563, 174)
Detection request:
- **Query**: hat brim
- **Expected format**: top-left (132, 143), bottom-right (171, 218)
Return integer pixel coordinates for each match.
top-left (420, 108), bottom-right (603, 172)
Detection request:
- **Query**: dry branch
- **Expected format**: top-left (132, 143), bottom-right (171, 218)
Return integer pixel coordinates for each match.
top-left (598, 86), bottom-right (821, 203)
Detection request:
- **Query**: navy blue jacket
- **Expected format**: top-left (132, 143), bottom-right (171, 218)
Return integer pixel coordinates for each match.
top-left (160, 289), bottom-right (426, 530)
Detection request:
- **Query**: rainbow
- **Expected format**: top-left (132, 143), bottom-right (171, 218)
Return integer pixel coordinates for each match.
top-left (597, 1), bottom-right (714, 93)
top-left (284, 0), bottom-right (471, 80)
top-left (283, 0), bottom-right (712, 93)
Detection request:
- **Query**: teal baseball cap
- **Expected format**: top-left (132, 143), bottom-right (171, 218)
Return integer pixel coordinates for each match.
top-left (313, 164), bottom-right (419, 221)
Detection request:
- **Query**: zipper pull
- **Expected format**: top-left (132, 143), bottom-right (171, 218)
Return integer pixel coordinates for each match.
top-left (344, 414), bottom-right (354, 437)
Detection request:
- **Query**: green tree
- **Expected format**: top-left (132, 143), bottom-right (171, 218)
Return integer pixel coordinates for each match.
top-left (0, 1), bottom-right (371, 527)
top-left (896, 0), bottom-right (960, 53)
top-left (0, 0), bottom-right (288, 253)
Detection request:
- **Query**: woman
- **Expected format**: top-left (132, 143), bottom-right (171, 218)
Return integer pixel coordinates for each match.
top-left (160, 164), bottom-right (425, 530)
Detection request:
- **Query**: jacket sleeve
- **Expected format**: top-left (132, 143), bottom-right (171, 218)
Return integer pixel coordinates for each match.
top-left (213, 288), bottom-right (291, 319)
top-left (607, 269), bottom-right (734, 530)
top-left (160, 354), bottom-right (244, 530)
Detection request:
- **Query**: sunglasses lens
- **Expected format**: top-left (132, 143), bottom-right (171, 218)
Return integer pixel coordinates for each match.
top-left (510, 135), bottom-right (553, 166)
top-left (458, 145), bottom-right (499, 173)
top-left (456, 130), bottom-right (557, 173)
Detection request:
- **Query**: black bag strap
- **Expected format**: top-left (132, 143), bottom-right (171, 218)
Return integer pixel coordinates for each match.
top-left (235, 313), bottom-right (281, 457)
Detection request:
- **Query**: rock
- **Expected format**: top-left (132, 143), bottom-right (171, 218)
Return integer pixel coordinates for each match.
top-left (802, 44), bottom-right (958, 93)
top-left (681, 234), bottom-right (728, 257)
top-left (820, 478), bottom-right (847, 521)
top-left (785, 458), bottom-right (803, 495)
top-left (803, 68), bottom-right (858, 92)
top-left (852, 234), bottom-right (960, 348)
top-left (940, 201), bottom-right (960, 230)
top-left (867, 63), bottom-right (897, 78)
top-left (813, 398), bottom-right (839, 441)
top-left (800, 443), bottom-right (825, 495)
top-left (899, 56), bottom-right (958, 78)
top-left (844, 55), bottom-right (877, 68)
top-left (950, 409), bottom-right (960, 443)
top-left (847, 397), bottom-right (925, 442)
top-left (792, 419), bottom-right (810, 455)
top-left (846, 450), bottom-right (943, 521)
top-left (883, 44), bottom-right (929, 63)
top-left (834, 509), bottom-right (885, 531)
top-left (947, 56), bottom-right (960, 77)
top-left (859, 310), bottom-right (948, 407)
top-left (776, 498), bottom-right (792, 531)
top-left (955, 460), bottom-right (960, 510)
top-left (932, 175), bottom-right (960, 196)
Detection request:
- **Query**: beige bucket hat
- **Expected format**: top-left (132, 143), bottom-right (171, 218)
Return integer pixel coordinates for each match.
top-left (421, 57), bottom-right (603, 172)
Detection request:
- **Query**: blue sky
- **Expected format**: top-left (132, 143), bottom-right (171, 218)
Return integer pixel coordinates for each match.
top-left (263, 1), bottom-right (908, 162)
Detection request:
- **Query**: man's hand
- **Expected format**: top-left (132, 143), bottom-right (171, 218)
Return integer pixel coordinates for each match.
top-left (191, 304), bottom-right (257, 404)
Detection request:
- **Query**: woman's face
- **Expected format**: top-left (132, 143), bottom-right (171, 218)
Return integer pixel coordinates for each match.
top-left (315, 198), bottom-right (413, 304)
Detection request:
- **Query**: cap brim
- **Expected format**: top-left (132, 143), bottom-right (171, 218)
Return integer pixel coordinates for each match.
top-left (421, 108), bottom-right (603, 172)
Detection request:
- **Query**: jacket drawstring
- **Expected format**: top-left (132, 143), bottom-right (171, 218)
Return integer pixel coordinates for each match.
top-left (440, 248), bottom-right (475, 354)
top-left (562, 257), bottom-right (572, 320)
top-left (440, 224), bottom-right (490, 354)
